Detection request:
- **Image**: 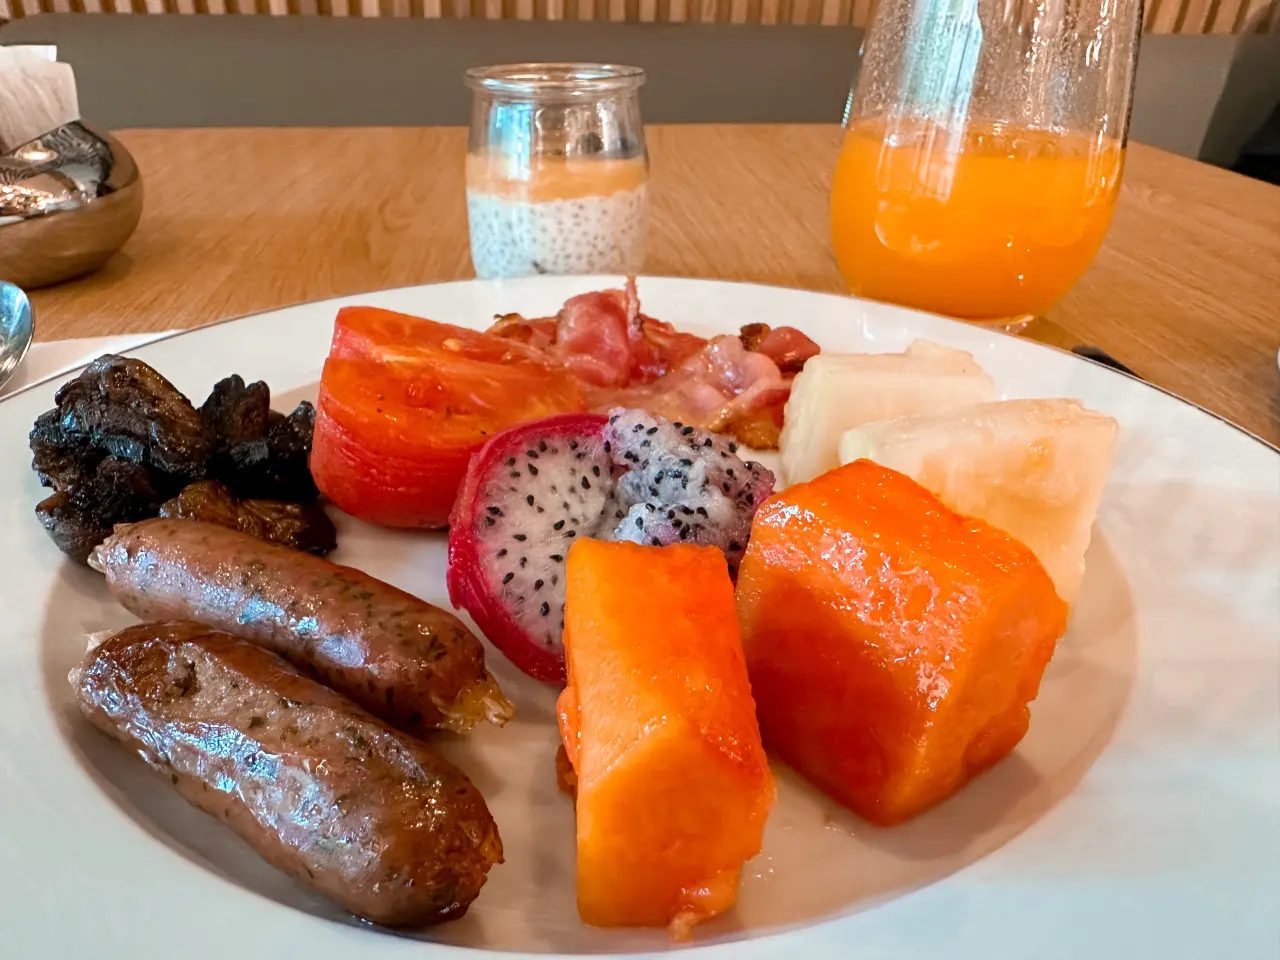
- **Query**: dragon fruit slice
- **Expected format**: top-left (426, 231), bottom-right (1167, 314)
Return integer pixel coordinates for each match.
top-left (447, 408), bottom-right (775, 684)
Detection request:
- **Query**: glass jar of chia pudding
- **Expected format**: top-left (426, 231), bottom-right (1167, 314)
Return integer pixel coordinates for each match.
top-left (464, 63), bottom-right (648, 280)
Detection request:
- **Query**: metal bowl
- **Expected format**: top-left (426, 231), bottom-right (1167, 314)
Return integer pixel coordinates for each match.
top-left (0, 121), bottom-right (143, 289)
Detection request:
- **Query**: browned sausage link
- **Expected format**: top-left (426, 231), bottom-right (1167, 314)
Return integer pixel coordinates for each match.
top-left (70, 621), bottom-right (503, 926)
top-left (90, 518), bottom-right (511, 734)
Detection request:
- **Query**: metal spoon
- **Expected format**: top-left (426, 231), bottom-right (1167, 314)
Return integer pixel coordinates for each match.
top-left (0, 281), bottom-right (34, 392)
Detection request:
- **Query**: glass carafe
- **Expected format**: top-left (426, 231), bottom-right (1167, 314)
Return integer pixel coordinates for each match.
top-left (831, 0), bottom-right (1143, 327)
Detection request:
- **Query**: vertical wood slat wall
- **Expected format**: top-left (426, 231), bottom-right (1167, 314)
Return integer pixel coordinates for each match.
top-left (1, 0), bottom-right (1277, 32)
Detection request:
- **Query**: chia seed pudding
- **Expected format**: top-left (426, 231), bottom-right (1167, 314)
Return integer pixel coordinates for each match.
top-left (466, 153), bottom-right (648, 279)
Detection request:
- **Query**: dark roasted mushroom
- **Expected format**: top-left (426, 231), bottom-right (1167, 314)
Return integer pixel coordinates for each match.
top-left (31, 355), bottom-right (329, 562)
top-left (158, 480), bottom-right (336, 556)
top-left (35, 458), bottom-right (163, 563)
top-left (29, 409), bottom-right (106, 492)
top-left (212, 401), bottom-right (319, 502)
top-left (51, 354), bottom-right (212, 481)
top-left (199, 375), bottom-right (272, 448)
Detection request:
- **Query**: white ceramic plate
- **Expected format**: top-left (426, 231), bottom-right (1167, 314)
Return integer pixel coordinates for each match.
top-left (1, 277), bottom-right (1277, 960)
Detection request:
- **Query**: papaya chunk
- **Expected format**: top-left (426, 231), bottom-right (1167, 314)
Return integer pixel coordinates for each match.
top-left (736, 459), bottom-right (1068, 826)
top-left (558, 540), bottom-right (775, 938)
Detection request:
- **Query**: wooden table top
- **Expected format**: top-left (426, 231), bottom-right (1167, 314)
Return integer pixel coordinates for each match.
top-left (27, 125), bottom-right (1280, 446)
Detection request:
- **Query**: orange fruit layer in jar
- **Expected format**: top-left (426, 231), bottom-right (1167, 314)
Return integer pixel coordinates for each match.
top-left (831, 118), bottom-right (1125, 321)
top-left (465, 150), bottom-right (648, 202)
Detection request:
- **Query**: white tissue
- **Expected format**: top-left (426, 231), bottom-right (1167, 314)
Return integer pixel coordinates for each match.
top-left (0, 45), bottom-right (80, 153)
top-left (0, 45), bottom-right (59, 65)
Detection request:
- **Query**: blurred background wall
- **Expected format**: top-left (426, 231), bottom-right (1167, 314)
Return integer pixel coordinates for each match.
top-left (1, 9), bottom-right (1278, 171)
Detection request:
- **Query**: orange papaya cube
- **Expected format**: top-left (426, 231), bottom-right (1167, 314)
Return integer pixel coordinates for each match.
top-left (736, 459), bottom-right (1068, 826)
top-left (557, 540), bottom-right (775, 938)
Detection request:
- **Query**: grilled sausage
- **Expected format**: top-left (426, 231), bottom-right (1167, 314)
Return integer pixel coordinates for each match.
top-left (89, 518), bottom-right (511, 735)
top-left (70, 621), bottom-right (503, 926)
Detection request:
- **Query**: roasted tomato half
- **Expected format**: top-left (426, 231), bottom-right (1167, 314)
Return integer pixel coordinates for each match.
top-left (331, 305), bottom-right (547, 367)
top-left (311, 308), bottom-right (584, 529)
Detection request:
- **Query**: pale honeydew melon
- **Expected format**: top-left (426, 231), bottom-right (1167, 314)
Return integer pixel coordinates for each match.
top-left (896, 339), bottom-right (989, 375)
top-left (838, 398), bottom-right (1119, 603)
top-left (778, 340), bottom-right (996, 485)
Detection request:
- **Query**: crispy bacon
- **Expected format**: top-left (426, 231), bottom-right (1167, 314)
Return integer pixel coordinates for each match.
top-left (623, 277), bottom-right (708, 382)
top-left (484, 279), bottom-right (819, 448)
top-left (487, 283), bottom-right (705, 388)
top-left (489, 313), bottom-right (558, 352)
top-left (596, 335), bottom-right (791, 439)
top-left (725, 404), bottom-right (785, 450)
top-left (739, 323), bottom-right (821, 374)
top-left (552, 290), bottom-right (633, 388)
top-left (630, 316), bottom-right (707, 383)
top-left (738, 323), bottom-right (771, 353)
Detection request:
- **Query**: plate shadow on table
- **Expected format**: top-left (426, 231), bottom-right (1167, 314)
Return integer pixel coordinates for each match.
top-left (37, 520), bottom-right (1138, 954)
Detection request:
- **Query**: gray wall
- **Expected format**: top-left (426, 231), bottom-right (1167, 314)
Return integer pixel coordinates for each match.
top-left (3, 16), bottom-right (860, 126)
top-left (4, 14), bottom-right (1278, 164)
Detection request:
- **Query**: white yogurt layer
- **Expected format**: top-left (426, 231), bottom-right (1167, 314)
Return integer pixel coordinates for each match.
top-left (467, 185), bottom-right (648, 279)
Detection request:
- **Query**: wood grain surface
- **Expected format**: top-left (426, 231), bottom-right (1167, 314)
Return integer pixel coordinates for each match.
top-left (25, 125), bottom-right (1280, 446)
top-left (2, 0), bottom-right (1278, 32)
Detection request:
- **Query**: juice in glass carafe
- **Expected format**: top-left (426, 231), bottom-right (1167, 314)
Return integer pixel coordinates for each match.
top-left (831, 0), bottom-right (1141, 326)
top-left (832, 118), bottom-right (1125, 321)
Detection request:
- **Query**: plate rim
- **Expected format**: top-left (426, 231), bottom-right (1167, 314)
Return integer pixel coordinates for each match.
top-left (8, 274), bottom-right (1276, 455)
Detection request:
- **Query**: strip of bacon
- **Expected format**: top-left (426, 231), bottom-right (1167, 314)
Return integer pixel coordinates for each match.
top-left (485, 280), bottom-right (819, 448)
top-left (487, 283), bottom-right (705, 388)
top-left (739, 323), bottom-right (821, 374)
top-left (623, 276), bottom-right (709, 383)
top-left (630, 316), bottom-right (707, 383)
top-left (489, 312), bottom-right (558, 352)
top-left (593, 335), bottom-right (791, 441)
top-left (552, 289), bottom-right (634, 388)
top-left (724, 404), bottom-right (786, 450)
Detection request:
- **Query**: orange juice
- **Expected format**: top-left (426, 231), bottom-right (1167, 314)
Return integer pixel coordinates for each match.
top-left (831, 119), bottom-right (1125, 321)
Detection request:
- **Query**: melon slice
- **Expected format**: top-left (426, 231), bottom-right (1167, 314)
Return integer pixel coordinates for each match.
top-left (838, 398), bottom-right (1118, 602)
top-left (778, 340), bottom-right (996, 485)
top-left (558, 539), bottom-right (774, 938)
